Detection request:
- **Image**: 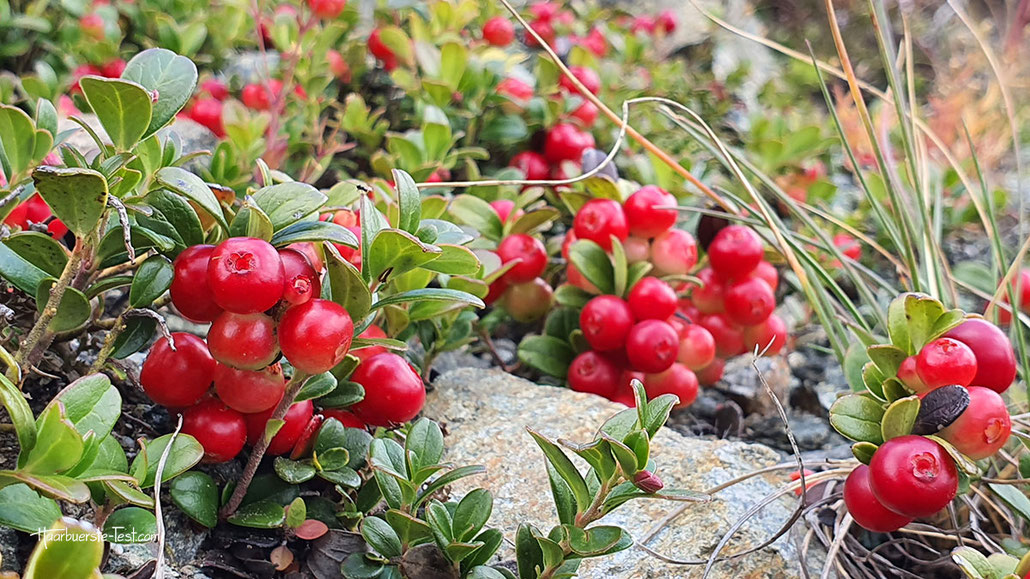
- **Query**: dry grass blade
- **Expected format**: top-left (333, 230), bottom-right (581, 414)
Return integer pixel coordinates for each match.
top-left (153, 413), bottom-right (183, 579)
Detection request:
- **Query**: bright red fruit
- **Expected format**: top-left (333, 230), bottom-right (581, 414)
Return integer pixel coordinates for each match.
top-left (170, 245), bottom-right (223, 323)
top-left (510, 151), bottom-right (549, 180)
top-left (279, 299), bottom-right (354, 374)
top-left (915, 337), bottom-right (978, 390)
top-left (644, 363), bottom-right (698, 408)
top-left (353, 324), bottom-right (387, 364)
top-left (656, 9), bottom-right (677, 33)
top-left (869, 435), bottom-right (958, 518)
top-left (939, 386), bottom-right (1011, 460)
top-left (580, 296), bottom-right (634, 351)
top-left (833, 233), bottom-right (861, 261)
top-left (101, 59), bottom-right (126, 78)
top-left (182, 399), bottom-right (247, 463)
top-left (567, 351), bottom-right (620, 398)
top-left (214, 363), bottom-right (286, 414)
top-left (483, 16), bottom-right (515, 46)
top-left (573, 199), bottom-right (628, 252)
top-left (708, 225), bottom-right (763, 279)
top-left (724, 277), bottom-right (776, 326)
top-left (628, 277), bottom-right (677, 321)
top-left (750, 261), bottom-right (779, 291)
top-left (207, 312), bottom-right (280, 370)
top-left (696, 358), bottom-right (725, 385)
top-left (844, 465), bottom-right (912, 533)
top-left (570, 100), bottom-right (598, 128)
top-left (289, 414), bottom-right (325, 459)
top-left (626, 320), bottom-right (679, 373)
top-left (897, 356), bottom-right (926, 392)
top-left (677, 323), bottom-right (716, 371)
top-left (559, 66), bottom-right (601, 95)
top-left (525, 19), bottom-right (555, 48)
top-left (497, 77), bottom-right (534, 102)
top-left (80, 13), bottom-right (105, 40)
top-left (497, 234), bottom-right (548, 283)
top-left (742, 314), bottom-right (787, 355)
top-left (544, 123), bottom-right (595, 165)
top-left (140, 333), bottom-right (215, 408)
top-left (700, 313), bottom-right (746, 358)
top-left (623, 186), bottom-right (677, 238)
top-left (245, 400), bottom-right (314, 456)
top-left (187, 98), bottom-right (225, 137)
top-left (690, 267), bottom-right (726, 314)
top-left (201, 79), bottom-right (229, 101)
top-left (308, 0), bottom-right (346, 19)
top-left (241, 83), bottom-right (272, 110)
top-left (320, 408), bottom-right (365, 429)
top-left (279, 248), bottom-right (321, 307)
top-left (651, 229), bottom-right (698, 276)
top-left (349, 353), bottom-right (426, 427)
top-left (207, 237), bottom-right (285, 314)
top-left (490, 199), bottom-right (521, 224)
top-left (368, 29), bottom-right (396, 62)
top-left (503, 278), bottom-right (553, 323)
top-left (944, 319), bottom-right (1017, 393)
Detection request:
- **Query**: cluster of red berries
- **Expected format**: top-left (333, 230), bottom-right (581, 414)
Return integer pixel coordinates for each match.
top-left (484, 208), bottom-right (554, 322)
top-left (845, 318), bottom-right (1014, 532)
top-left (140, 237), bottom-right (424, 462)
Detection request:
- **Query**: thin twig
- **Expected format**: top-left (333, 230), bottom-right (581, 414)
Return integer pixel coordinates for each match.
top-left (153, 414), bottom-right (183, 579)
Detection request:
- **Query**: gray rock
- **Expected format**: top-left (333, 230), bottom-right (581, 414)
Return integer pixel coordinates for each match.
top-left (0, 525), bottom-right (20, 572)
top-left (718, 355), bottom-right (792, 416)
top-left (221, 50), bottom-right (281, 85)
top-left (425, 368), bottom-right (800, 578)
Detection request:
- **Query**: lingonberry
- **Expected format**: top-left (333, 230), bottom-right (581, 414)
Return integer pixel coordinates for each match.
top-left (525, 18), bottom-right (556, 48)
top-left (833, 233), bottom-right (861, 261)
top-left (750, 260), bottom-right (779, 291)
top-left (279, 299), bottom-right (354, 374)
top-left (490, 199), bottom-right (523, 224)
top-left (207, 237), bottom-right (285, 314)
top-left (896, 356), bottom-right (927, 392)
top-left (245, 400), bottom-right (314, 456)
top-left (567, 351), bottom-right (621, 398)
top-left (497, 234), bottom-right (548, 283)
top-left (289, 414), bottom-right (325, 459)
top-left (869, 435), bottom-right (958, 518)
top-left (353, 324), bottom-right (387, 364)
top-left (207, 312), bottom-right (280, 370)
top-left (700, 313), bottom-right (746, 358)
top-left (528, 1), bottom-right (559, 21)
top-left (939, 386), bottom-right (1011, 460)
top-left (696, 357), bottom-right (725, 386)
top-left (708, 225), bottom-right (763, 279)
top-left (915, 337), bottom-right (978, 390)
top-left (650, 229), bottom-right (698, 276)
top-left (509, 151), bottom-right (549, 181)
top-left (503, 278), bottom-right (553, 323)
top-left (214, 363), bottom-right (286, 414)
top-left (742, 314), bottom-right (787, 355)
top-left (140, 333), bottom-right (215, 408)
top-left (628, 277), bottom-right (677, 321)
top-left (644, 363), bottom-right (698, 408)
top-left (580, 295), bottom-right (634, 351)
top-left (944, 318), bottom-right (1017, 393)
top-left (241, 83), bottom-right (272, 110)
top-left (170, 245), bottom-right (223, 323)
top-left (349, 353), bottom-right (426, 426)
top-left (626, 320), bottom-right (679, 373)
top-left (485, 275), bottom-right (510, 306)
top-left (201, 79), bottom-right (230, 101)
top-left (279, 248), bottom-right (321, 307)
top-left (623, 237), bottom-right (650, 263)
top-left (182, 399), bottom-right (247, 463)
top-left (483, 16), bottom-right (515, 46)
top-left (724, 277), bottom-right (776, 326)
top-left (676, 323), bottom-right (716, 371)
top-left (656, 9), bottom-right (677, 33)
top-left (690, 267), bottom-right (725, 314)
top-left (368, 29), bottom-right (396, 62)
top-left (570, 100), bottom-right (598, 128)
top-left (573, 199), bottom-right (628, 252)
top-left (558, 66), bottom-right (601, 95)
top-left (497, 78), bottom-right (534, 102)
top-left (544, 123), bottom-right (595, 164)
top-left (320, 408), bottom-right (366, 428)
top-left (80, 13), bottom-right (105, 40)
top-left (308, 0), bottom-right (345, 19)
top-left (623, 186), bottom-right (677, 238)
top-left (187, 98), bottom-right (225, 137)
top-left (327, 50), bottom-right (351, 81)
top-left (844, 465), bottom-right (912, 533)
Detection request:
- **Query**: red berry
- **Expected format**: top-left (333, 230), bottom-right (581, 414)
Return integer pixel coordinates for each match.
top-left (245, 400), bottom-right (314, 456)
top-left (497, 234), bottom-right (548, 283)
top-left (485, 275), bottom-right (510, 306)
top-left (327, 50), bottom-right (351, 81)
top-left (559, 66), bottom-right (601, 96)
top-left (353, 324), bottom-right (387, 364)
top-left (503, 278), bottom-right (553, 323)
top-left (497, 78), bottom-right (534, 102)
top-left (625, 320), bottom-right (679, 373)
top-left (944, 319), bottom-right (1017, 393)
top-left (544, 123), bottom-right (595, 165)
top-left (676, 323), bottom-right (716, 371)
top-left (182, 399), bottom-right (247, 463)
top-left (525, 19), bottom-right (555, 48)
top-left (742, 314), bottom-right (787, 355)
top-left (279, 248), bottom-right (321, 307)
top-left (214, 363), bottom-right (286, 414)
top-left (490, 200), bottom-right (518, 223)
top-left (368, 29), bottom-right (396, 62)
top-left (833, 233), bottom-right (861, 261)
top-left (241, 83), bottom-right (272, 111)
top-left (349, 353), bottom-right (425, 427)
top-left (308, 0), bottom-right (346, 19)
top-left (279, 299), bottom-right (354, 375)
top-left (699, 313), bottom-right (745, 358)
top-left (580, 296), bottom-right (634, 351)
top-left (915, 337), bottom-right (977, 390)
top-left (201, 79), bottom-right (229, 101)
top-left (897, 356), bottom-right (927, 392)
top-left (724, 277), bottom-right (776, 326)
top-left (207, 237), bottom-right (285, 314)
top-left (628, 277), bottom-right (677, 321)
top-left (696, 357), bottom-right (725, 385)
top-left (869, 435), bottom-right (958, 518)
top-left (80, 13), bottom-right (105, 40)
top-left (570, 101), bottom-right (598, 128)
top-left (170, 245), bottom-right (223, 323)
top-left (939, 386), bottom-right (1011, 460)
top-left (750, 261), bottom-right (779, 291)
top-left (529, 2), bottom-right (559, 21)
top-left (187, 98), bottom-right (225, 137)
top-left (288, 415), bottom-right (324, 460)
top-left (631, 15), bottom-right (656, 34)
top-left (690, 267), bottom-right (725, 314)
top-left (582, 28), bottom-right (607, 57)
top-left (100, 59), bottom-right (126, 78)
top-left (483, 16), bottom-right (515, 46)
top-left (207, 312), bottom-right (280, 370)
top-left (573, 199), bottom-right (628, 252)
top-left (623, 186), bottom-right (677, 238)
top-left (140, 333), bottom-right (215, 408)
top-left (509, 151), bottom-right (549, 180)
top-left (567, 351), bottom-right (620, 398)
top-left (644, 363), bottom-right (698, 408)
top-left (656, 10), bottom-right (677, 33)
top-left (320, 408), bottom-right (365, 429)
top-left (708, 225), bottom-right (763, 279)
top-left (623, 237), bottom-right (650, 263)
top-left (650, 229), bottom-right (698, 276)
top-left (844, 465), bottom-right (912, 532)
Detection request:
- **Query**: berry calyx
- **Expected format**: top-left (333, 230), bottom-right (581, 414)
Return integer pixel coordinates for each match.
top-left (140, 333), bottom-right (215, 408)
top-left (625, 320), bottom-right (678, 373)
top-left (207, 237), bottom-right (285, 314)
top-left (708, 225), bottom-right (763, 279)
top-left (627, 277), bottom-right (677, 321)
top-left (214, 363), bottom-right (286, 414)
top-left (170, 245), bottom-right (223, 323)
top-left (567, 351), bottom-right (620, 398)
top-left (349, 353), bottom-right (426, 427)
top-left (573, 198), bottom-right (628, 252)
top-left (623, 186), bottom-right (677, 238)
top-left (580, 296), bottom-right (634, 351)
top-left (939, 386), bottom-right (1011, 460)
top-left (915, 337), bottom-right (978, 390)
top-left (207, 312), bottom-right (280, 370)
top-left (497, 234), bottom-right (548, 283)
top-left (869, 435), bottom-right (958, 518)
top-left (279, 299), bottom-right (354, 374)
top-left (844, 465), bottom-right (912, 533)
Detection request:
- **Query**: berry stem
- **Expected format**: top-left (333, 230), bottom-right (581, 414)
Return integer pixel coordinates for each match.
top-left (220, 370), bottom-right (310, 519)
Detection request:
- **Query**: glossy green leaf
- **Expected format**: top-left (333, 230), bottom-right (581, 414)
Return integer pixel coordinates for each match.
top-left (565, 525), bottom-right (629, 557)
top-left (369, 288), bottom-right (484, 312)
top-left (154, 167), bottom-right (228, 231)
top-left (253, 182), bottom-right (327, 231)
top-left (0, 241), bottom-right (49, 295)
top-left (3, 232), bottom-right (68, 278)
top-left (46, 374), bottom-right (120, 441)
top-left (228, 199), bottom-right (274, 241)
top-left (324, 245), bottom-right (372, 322)
top-left (517, 335), bottom-right (574, 378)
top-left (79, 76), bottom-right (152, 150)
top-left (851, 441), bottom-right (878, 465)
top-left (368, 229), bottom-right (442, 284)
top-left (449, 194), bottom-right (503, 241)
top-left (527, 428), bottom-right (589, 514)
top-left (121, 48), bottom-right (198, 138)
top-left (0, 484), bottom-right (61, 533)
top-left (829, 394), bottom-right (885, 444)
top-left (103, 507), bottom-right (157, 543)
top-left (361, 516), bottom-right (403, 558)
top-left (131, 433), bottom-right (204, 488)
top-left (393, 169), bottom-right (421, 234)
top-left (31, 166), bottom-right (108, 237)
top-left (568, 239), bottom-right (614, 295)
top-left (34, 281), bottom-right (91, 333)
top-left (23, 518), bottom-right (103, 579)
top-left (143, 189), bottom-right (204, 248)
top-left (21, 403), bottom-right (83, 475)
top-left (169, 471), bottom-right (218, 528)
top-left (0, 105), bottom-right (38, 177)
top-left (129, 255), bottom-right (173, 307)
top-left (515, 523), bottom-right (544, 579)
top-left (109, 317), bottom-right (157, 359)
top-left (0, 373), bottom-right (36, 453)
top-left (285, 497), bottom-right (306, 529)
top-left (271, 220), bottom-right (358, 247)
top-left (275, 457), bottom-right (316, 484)
top-left (227, 500), bottom-right (286, 528)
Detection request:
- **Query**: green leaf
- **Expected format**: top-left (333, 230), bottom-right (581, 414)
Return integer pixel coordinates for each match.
top-left (34, 280), bottom-right (91, 333)
top-left (78, 77), bottom-right (152, 150)
top-left (0, 105), bottom-right (38, 177)
top-left (144, 189), bottom-right (204, 247)
top-left (988, 483), bottom-right (1030, 523)
top-left (881, 396), bottom-right (920, 441)
top-left (368, 229), bottom-right (442, 284)
top-left (0, 373), bottom-right (36, 454)
top-left (121, 48), bottom-right (198, 138)
top-left (0, 241), bottom-right (49, 295)
top-left (285, 497), bottom-right (306, 529)
top-left (341, 553), bottom-right (386, 578)
top-left (169, 471), bottom-right (218, 528)
top-left (315, 419), bottom-right (371, 470)
top-left (21, 403), bottom-right (83, 475)
top-left (406, 418), bottom-right (444, 474)
top-left (31, 166), bottom-right (108, 237)
top-left (131, 433), bottom-right (204, 488)
top-left (109, 317), bottom-right (157, 359)
top-left (462, 529), bottom-right (505, 572)
top-left (393, 169), bottom-right (421, 234)
top-left (46, 374), bottom-right (120, 441)
top-left (0, 472), bottom-right (90, 503)
top-left (414, 465), bottom-right (487, 510)
top-left (370, 288), bottom-right (484, 312)
top-left (129, 255), bottom-right (173, 307)
top-left (419, 244), bottom-right (480, 275)
top-left (103, 507), bottom-right (157, 543)
top-left (315, 447), bottom-right (351, 472)
top-left (23, 518), bottom-right (103, 579)
top-left (439, 42), bottom-right (467, 90)
top-left (449, 195), bottom-right (503, 242)
top-left (545, 462), bottom-right (576, 526)
top-left (253, 182), bottom-right (327, 231)
top-left (559, 438), bottom-right (616, 482)
top-left (154, 167), bottom-right (228, 231)
top-left (508, 208), bottom-right (560, 237)
top-left (3, 232), bottom-right (68, 278)
top-left (0, 484), bottom-right (61, 533)
top-left (515, 523), bottom-right (544, 579)
top-left (227, 198), bottom-right (274, 241)
top-left (322, 247), bottom-right (372, 324)
top-left (565, 525), bottom-right (629, 557)
top-left (568, 240), bottom-right (615, 295)
top-left (851, 441), bottom-right (878, 465)
top-left (426, 500), bottom-right (453, 544)
top-left (526, 428), bottom-right (589, 514)
top-left (517, 336), bottom-right (574, 378)
top-left (227, 500), bottom-right (286, 528)
top-left (480, 115), bottom-right (528, 143)
top-left (641, 394), bottom-right (677, 438)
top-left (866, 344), bottom-right (907, 378)
top-left (274, 457), bottom-right (316, 484)
top-left (361, 516), bottom-right (403, 558)
top-left (385, 509), bottom-right (434, 546)
top-left (452, 488), bottom-right (492, 542)
top-left (604, 436), bottom-right (639, 476)
top-left (829, 394), bottom-right (885, 444)
top-left (296, 372), bottom-right (337, 403)
top-left (271, 220), bottom-right (358, 248)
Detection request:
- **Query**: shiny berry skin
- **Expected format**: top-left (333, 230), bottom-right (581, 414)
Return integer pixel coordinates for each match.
top-left (497, 234), bottom-right (548, 283)
top-left (708, 225), bottom-right (764, 279)
top-left (525, 18), bottom-right (555, 48)
top-left (623, 186), bottom-right (677, 238)
top-left (207, 312), bottom-right (280, 370)
top-left (320, 408), bottom-right (366, 428)
top-left (915, 337), bottom-right (978, 390)
top-left (349, 353), bottom-right (426, 427)
top-left (580, 296), bottom-right (634, 351)
top-left (140, 333), bottom-right (215, 408)
top-left (626, 320), bottom-right (679, 373)
top-left (182, 399), bottom-right (247, 463)
top-left (214, 363), bottom-right (286, 414)
top-left (690, 268), bottom-right (725, 314)
top-left (567, 351), bottom-right (620, 398)
top-left (628, 277), bottom-right (677, 321)
top-left (559, 66), bottom-right (601, 95)
top-left (353, 324), bottom-right (387, 364)
top-left (241, 83), bottom-right (272, 110)
top-left (869, 435), bottom-right (959, 518)
top-left (623, 237), bottom-right (650, 264)
top-left (573, 199), bottom-right (628, 252)
top-left (201, 79), bottom-right (230, 100)
top-left (696, 357), bottom-right (725, 386)
top-left (279, 248), bottom-right (321, 307)
top-left (207, 237), bottom-right (285, 314)
top-left (844, 465), bottom-right (912, 533)
top-left (368, 29), bottom-right (395, 61)
top-left (700, 313), bottom-right (746, 358)
top-left (724, 277), bottom-right (776, 326)
top-left (503, 278), bottom-right (553, 323)
top-left (482, 16), bottom-right (515, 46)
top-left (485, 275), bottom-right (510, 306)
top-left (570, 101), bottom-right (598, 128)
top-left (544, 123), bottom-right (595, 164)
top-left (490, 199), bottom-right (522, 223)
top-left (187, 98), bottom-right (225, 137)
top-left (100, 58), bottom-right (126, 78)
top-left (742, 314), bottom-right (787, 355)
top-left (650, 229), bottom-right (698, 276)
top-left (939, 386), bottom-right (1011, 460)
top-left (497, 78), bottom-right (534, 102)
top-left (279, 299), bottom-right (354, 375)
top-left (245, 400), bottom-right (314, 456)
top-left (897, 356), bottom-right (927, 392)
top-left (509, 151), bottom-right (549, 180)
top-left (308, 0), bottom-right (346, 19)
top-left (644, 363), bottom-right (698, 408)
top-left (676, 323), bottom-right (716, 371)
top-left (944, 319), bottom-right (1017, 393)
top-left (170, 245), bottom-right (223, 323)
top-left (750, 261), bottom-right (779, 291)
